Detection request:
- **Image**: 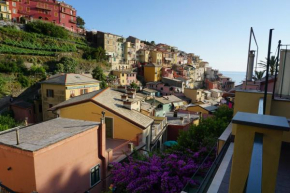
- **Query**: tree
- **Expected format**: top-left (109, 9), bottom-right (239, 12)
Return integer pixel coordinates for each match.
top-left (92, 66), bottom-right (106, 81)
top-left (100, 81), bottom-right (108, 89)
top-left (82, 47), bottom-right (107, 62)
top-left (76, 16), bottom-right (85, 29)
top-left (258, 56), bottom-right (277, 76)
top-left (130, 82), bottom-right (138, 89)
top-left (55, 57), bottom-right (77, 73)
top-left (253, 70), bottom-right (265, 81)
top-left (151, 41), bottom-right (156, 45)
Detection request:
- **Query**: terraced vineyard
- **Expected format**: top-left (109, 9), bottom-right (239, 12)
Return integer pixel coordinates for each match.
top-left (0, 27), bottom-right (89, 55)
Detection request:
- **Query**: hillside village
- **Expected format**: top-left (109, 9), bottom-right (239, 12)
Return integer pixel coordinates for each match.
top-left (2, 1), bottom-right (290, 193)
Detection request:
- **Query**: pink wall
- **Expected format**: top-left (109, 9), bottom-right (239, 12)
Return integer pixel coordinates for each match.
top-left (34, 127), bottom-right (103, 193)
top-left (127, 73), bottom-right (137, 84)
top-left (146, 83), bottom-right (183, 96)
top-left (162, 68), bottom-right (174, 79)
top-left (0, 125), bottom-right (106, 193)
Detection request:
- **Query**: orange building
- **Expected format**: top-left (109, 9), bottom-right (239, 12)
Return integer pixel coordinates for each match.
top-left (0, 118), bottom-right (108, 193)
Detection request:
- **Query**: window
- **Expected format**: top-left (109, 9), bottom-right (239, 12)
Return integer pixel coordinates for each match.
top-left (90, 165), bottom-right (101, 187)
top-left (54, 12), bottom-right (58, 17)
top-left (3, 6), bottom-right (7, 11)
top-left (54, 5), bottom-right (58, 10)
top-left (80, 89), bottom-right (88, 95)
top-left (62, 14), bottom-right (65, 18)
top-left (26, 7), bottom-right (30, 12)
top-left (46, 89), bottom-right (54, 98)
top-left (12, 2), bottom-right (16, 7)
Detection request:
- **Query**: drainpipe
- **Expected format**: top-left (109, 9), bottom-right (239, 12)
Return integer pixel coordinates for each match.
top-left (98, 117), bottom-right (107, 190)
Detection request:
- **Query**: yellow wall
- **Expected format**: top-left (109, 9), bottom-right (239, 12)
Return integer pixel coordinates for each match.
top-left (184, 88), bottom-right (203, 103)
top-left (139, 50), bottom-right (150, 63)
top-left (150, 51), bottom-right (162, 65)
top-left (229, 124), bottom-right (283, 193)
top-left (112, 71), bottom-right (127, 85)
top-left (59, 101), bottom-right (144, 141)
top-left (65, 83), bottom-right (100, 100)
top-left (0, 2), bottom-right (11, 20)
top-left (41, 82), bottom-right (99, 121)
top-left (144, 66), bottom-right (162, 82)
top-left (234, 91), bottom-right (272, 116)
top-left (187, 106), bottom-right (209, 114)
top-left (41, 84), bottom-right (66, 121)
top-left (233, 91), bottom-right (290, 141)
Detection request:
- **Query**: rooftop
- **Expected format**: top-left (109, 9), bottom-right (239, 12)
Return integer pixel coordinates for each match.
top-left (143, 88), bottom-right (158, 93)
top-left (41, 73), bottom-right (100, 85)
top-left (51, 88), bottom-right (154, 129)
top-left (0, 118), bottom-right (99, 152)
top-left (155, 95), bottom-right (183, 104)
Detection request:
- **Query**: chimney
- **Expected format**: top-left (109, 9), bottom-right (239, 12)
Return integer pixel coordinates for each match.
top-left (16, 128), bottom-right (20, 145)
top-left (127, 92), bottom-right (136, 99)
top-left (121, 94), bottom-right (128, 101)
top-left (247, 50), bottom-right (255, 81)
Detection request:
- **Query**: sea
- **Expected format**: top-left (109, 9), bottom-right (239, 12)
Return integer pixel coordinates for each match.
top-left (220, 71), bottom-right (246, 85)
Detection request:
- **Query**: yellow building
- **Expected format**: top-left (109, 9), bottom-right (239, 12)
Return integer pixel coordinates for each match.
top-left (204, 90), bottom-right (290, 193)
top-left (144, 63), bottom-right (162, 82)
top-left (138, 49), bottom-right (150, 63)
top-left (50, 88), bottom-right (155, 150)
top-left (40, 74), bottom-right (100, 121)
top-left (111, 70), bottom-right (137, 86)
top-left (0, 0), bottom-right (11, 20)
top-left (124, 42), bottom-right (137, 65)
top-left (150, 50), bottom-right (162, 65)
top-left (183, 88), bottom-right (204, 103)
top-left (173, 52), bottom-right (178, 64)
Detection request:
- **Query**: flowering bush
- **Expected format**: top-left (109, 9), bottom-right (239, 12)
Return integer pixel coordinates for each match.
top-left (111, 148), bottom-right (214, 193)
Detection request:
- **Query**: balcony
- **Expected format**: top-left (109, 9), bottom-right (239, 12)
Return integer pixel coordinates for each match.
top-left (69, 19), bottom-right (77, 24)
top-left (151, 117), bottom-right (167, 143)
top-left (201, 91), bottom-right (290, 193)
top-left (106, 133), bottom-right (143, 163)
top-left (36, 5), bottom-right (52, 11)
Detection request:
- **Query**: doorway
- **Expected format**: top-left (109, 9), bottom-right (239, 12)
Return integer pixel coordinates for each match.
top-left (105, 117), bottom-right (113, 138)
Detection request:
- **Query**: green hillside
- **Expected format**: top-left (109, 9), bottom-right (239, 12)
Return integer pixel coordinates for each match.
top-left (0, 22), bottom-right (110, 97)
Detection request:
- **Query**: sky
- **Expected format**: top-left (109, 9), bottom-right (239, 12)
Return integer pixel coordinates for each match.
top-left (66, 0), bottom-right (290, 72)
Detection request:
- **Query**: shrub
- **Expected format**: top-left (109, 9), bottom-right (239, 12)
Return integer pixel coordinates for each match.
top-left (17, 74), bottom-right (30, 87)
top-left (0, 114), bottom-right (19, 131)
top-left (55, 57), bottom-right (77, 73)
top-left (25, 21), bottom-right (69, 39)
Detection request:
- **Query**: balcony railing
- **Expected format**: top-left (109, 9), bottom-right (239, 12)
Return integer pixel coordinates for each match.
top-left (36, 5), bottom-right (52, 11)
top-left (69, 19), bottom-right (77, 24)
top-left (0, 182), bottom-right (16, 193)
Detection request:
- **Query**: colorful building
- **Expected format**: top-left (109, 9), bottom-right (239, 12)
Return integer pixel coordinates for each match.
top-left (50, 88), bottom-right (155, 151)
top-left (144, 63), bottom-right (162, 82)
top-left (14, 0), bottom-right (79, 32)
top-left (40, 73), bottom-right (100, 121)
top-left (137, 49), bottom-right (150, 63)
top-left (0, 0), bottom-right (11, 20)
top-left (150, 50), bottom-right (163, 65)
top-left (111, 70), bottom-right (137, 86)
top-left (0, 118), bottom-right (108, 193)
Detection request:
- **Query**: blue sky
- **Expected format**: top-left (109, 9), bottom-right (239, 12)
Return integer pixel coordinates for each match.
top-left (66, 0), bottom-right (290, 72)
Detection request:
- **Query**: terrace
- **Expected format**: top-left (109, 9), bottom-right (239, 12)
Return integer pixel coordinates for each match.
top-left (106, 133), bottom-right (143, 163)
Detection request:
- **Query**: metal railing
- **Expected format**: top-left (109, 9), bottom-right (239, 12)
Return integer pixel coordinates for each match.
top-left (0, 182), bottom-right (16, 193)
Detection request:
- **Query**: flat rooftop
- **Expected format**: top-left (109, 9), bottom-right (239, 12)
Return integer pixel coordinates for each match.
top-left (0, 118), bottom-right (99, 152)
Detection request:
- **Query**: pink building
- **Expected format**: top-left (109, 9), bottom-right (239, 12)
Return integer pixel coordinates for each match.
top-left (242, 76), bottom-right (275, 92)
top-left (127, 72), bottom-right (137, 84)
top-left (0, 118), bottom-right (109, 193)
top-left (146, 82), bottom-right (183, 96)
top-left (162, 67), bottom-right (174, 79)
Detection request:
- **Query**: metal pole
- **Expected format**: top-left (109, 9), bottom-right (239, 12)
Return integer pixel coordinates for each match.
top-left (272, 40), bottom-right (281, 100)
top-left (280, 46), bottom-right (287, 98)
top-left (263, 29), bottom-right (274, 115)
top-left (245, 27), bottom-right (253, 90)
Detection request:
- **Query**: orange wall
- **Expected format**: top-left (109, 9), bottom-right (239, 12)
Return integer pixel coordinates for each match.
top-left (0, 145), bottom-right (36, 192)
top-left (0, 126), bottom-right (103, 193)
top-left (34, 127), bottom-right (102, 193)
